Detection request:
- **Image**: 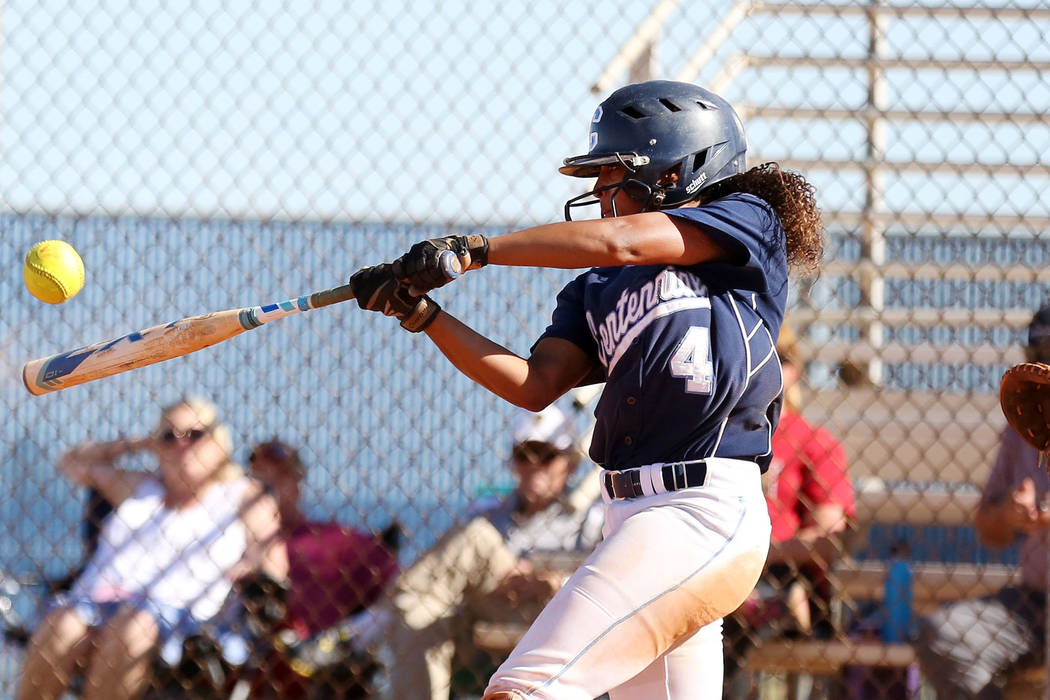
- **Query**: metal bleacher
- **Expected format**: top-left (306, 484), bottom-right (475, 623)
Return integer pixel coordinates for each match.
top-left (592, 2), bottom-right (1050, 694)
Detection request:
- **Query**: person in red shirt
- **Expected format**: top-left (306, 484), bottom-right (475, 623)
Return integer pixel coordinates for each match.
top-left (723, 323), bottom-right (856, 695)
top-left (245, 439), bottom-right (399, 698)
top-left (765, 323), bottom-right (856, 568)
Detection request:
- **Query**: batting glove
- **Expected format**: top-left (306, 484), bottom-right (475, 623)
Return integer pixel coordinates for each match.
top-left (392, 234), bottom-right (489, 294)
top-left (349, 264), bottom-right (442, 333)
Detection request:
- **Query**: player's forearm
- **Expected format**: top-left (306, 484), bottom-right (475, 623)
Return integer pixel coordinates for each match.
top-left (487, 213), bottom-right (730, 268)
top-left (974, 502), bottom-right (1021, 548)
top-left (59, 440), bottom-right (150, 504)
top-left (241, 491), bottom-right (290, 583)
top-left (766, 506), bottom-right (849, 566)
top-left (260, 539), bottom-right (290, 583)
top-left (63, 438), bottom-right (149, 468)
top-left (424, 313), bottom-right (559, 411)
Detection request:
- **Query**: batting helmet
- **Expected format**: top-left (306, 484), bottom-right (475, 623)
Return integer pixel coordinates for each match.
top-left (560, 80), bottom-right (747, 220)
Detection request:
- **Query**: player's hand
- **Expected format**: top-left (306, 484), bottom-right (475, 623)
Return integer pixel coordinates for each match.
top-left (58, 438), bottom-right (147, 484)
top-left (59, 439), bottom-right (149, 468)
top-left (58, 447), bottom-right (94, 483)
top-left (348, 264), bottom-right (442, 333)
top-left (489, 560), bottom-right (564, 607)
top-left (392, 234), bottom-right (489, 294)
top-left (1006, 478), bottom-right (1050, 532)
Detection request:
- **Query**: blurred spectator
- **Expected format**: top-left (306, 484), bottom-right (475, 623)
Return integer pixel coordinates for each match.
top-left (917, 305), bottom-right (1050, 698)
top-left (838, 358), bottom-right (874, 388)
top-left (723, 323), bottom-right (855, 694)
top-left (291, 404), bottom-right (604, 700)
top-left (243, 438), bottom-right (399, 698)
top-left (17, 397), bottom-right (288, 700)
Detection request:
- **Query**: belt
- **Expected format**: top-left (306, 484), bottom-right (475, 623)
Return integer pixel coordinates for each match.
top-left (601, 460), bottom-right (708, 501)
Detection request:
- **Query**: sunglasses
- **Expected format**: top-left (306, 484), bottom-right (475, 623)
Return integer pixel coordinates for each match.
top-left (157, 426), bottom-right (211, 444)
top-left (511, 441), bottom-right (563, 465)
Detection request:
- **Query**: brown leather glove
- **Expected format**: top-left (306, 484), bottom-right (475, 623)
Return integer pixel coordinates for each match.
top-left (1000, 362), bottom-right (1050, 452)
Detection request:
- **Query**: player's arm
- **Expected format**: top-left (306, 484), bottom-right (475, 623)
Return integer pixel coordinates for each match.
top-left (234, 480), bottom-right (289, 583)
top-left (975, 432), bottom-right (1050, 548)
top-left (974, 478), bottom-right (1050, 548)
top-left (347, 265), bottom-right (595, 408)
top-left (58, 438), bottom-right (152, 507)
top-left (766, 503), bottom-right (849, 567)
top-left (392, 213), bottom-right (742, 293)
top-left (424, 315), bottom-right (594, 411)
top-left (487, 213), bottom-right (740, 268)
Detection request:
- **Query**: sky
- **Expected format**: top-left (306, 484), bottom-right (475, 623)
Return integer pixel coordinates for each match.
top-left (3, 0), bottom-right (1045, 227)
top-left (0, 0), bottom-right (650, 224)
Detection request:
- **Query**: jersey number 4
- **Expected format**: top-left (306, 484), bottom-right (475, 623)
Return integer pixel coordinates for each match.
top-left (670, 326), bottom-right (714, 394)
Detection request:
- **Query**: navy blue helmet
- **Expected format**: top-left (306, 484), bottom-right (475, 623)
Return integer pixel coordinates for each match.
top-left (560, 80), bottom-right (747, 220)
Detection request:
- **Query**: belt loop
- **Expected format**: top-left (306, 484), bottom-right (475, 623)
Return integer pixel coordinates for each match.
top-left (643, 464), bottom-right (660, 496)
top-left (673, 462), bottom-right (686, 490)
top-left (661, 466), bottom-right (675, 492)
top-left (629, 469), bottom-right (642, 498)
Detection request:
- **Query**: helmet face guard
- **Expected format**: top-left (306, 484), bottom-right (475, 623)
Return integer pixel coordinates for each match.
top-left (563, 179), bottom-right (656, 221)
top-left (561, 80), bottom-right (747, 220)
top-left (562, 153), bottom-right (658, 221)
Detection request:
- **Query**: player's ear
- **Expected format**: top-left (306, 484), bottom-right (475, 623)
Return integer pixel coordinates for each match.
top-left (656, 166), bottom-right (680, 188)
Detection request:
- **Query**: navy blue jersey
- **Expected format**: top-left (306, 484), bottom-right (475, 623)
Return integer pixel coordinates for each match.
top-left (537, 193), bottom-right (788, 472)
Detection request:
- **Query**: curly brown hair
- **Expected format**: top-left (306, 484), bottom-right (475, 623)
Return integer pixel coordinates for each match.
top-left (702, 162), bottom-right (824, 275)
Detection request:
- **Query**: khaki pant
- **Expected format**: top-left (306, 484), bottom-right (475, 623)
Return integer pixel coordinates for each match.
top-left (386, 516), bottom-right (537, 700)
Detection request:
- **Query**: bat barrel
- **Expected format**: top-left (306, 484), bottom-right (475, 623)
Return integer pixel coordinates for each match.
top-left (22, 362), bottom-right (50, 396)
top-left (22, 312), bottom-right (250, 396)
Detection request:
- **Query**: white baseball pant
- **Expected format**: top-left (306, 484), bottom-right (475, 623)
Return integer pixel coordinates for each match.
top-left (482, 458), bottom-right (770, 700)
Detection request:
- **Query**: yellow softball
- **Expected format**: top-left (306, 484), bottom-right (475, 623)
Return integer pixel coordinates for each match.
top-left (24, 240), bottom-right (85, 304)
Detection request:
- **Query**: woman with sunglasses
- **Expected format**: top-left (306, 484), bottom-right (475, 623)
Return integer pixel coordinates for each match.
top-left (349, 80), bottom-right (824, 699)
top-left (18, 397), bottom-right (288, 700)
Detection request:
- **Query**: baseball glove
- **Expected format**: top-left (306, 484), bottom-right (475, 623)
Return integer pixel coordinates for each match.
top-left (1000, 362), bottom-right (1050, 452)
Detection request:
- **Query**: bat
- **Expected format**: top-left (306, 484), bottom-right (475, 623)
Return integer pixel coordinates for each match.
top-left (23, 253), bottom-right (459, 396)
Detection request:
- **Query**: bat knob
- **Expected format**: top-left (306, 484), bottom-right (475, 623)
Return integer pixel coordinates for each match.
top-left (438, 250), bottom-right (462, 280)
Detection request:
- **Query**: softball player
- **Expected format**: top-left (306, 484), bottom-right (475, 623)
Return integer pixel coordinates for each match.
top-left (350, 80), bottom-right (824, 699)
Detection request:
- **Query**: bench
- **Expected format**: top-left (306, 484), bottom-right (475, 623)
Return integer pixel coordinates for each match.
top-left (746, 639), bottom-right (917, 675)
top-left (743, 561), bottom-right (1016, 667)
top-left (746, 480), bottom-right (1042, 696)
top-left (470, 561), bottom-right (1018, 653)
top-left (468, 475), bottom-right (1042, 693)
top-left (834, 560), bottom-right (1018, 615)
top-left (798, 387), bottom-right (1004, 485)
top-left (746, 635), bottom-right (1042, 699)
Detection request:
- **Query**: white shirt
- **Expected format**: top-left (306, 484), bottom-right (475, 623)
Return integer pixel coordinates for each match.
top-left (71, 476), bottom-right (250, 621)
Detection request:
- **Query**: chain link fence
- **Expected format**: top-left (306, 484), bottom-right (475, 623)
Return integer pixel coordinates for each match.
top-left (2, 1), bottom-right (1049, 697)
